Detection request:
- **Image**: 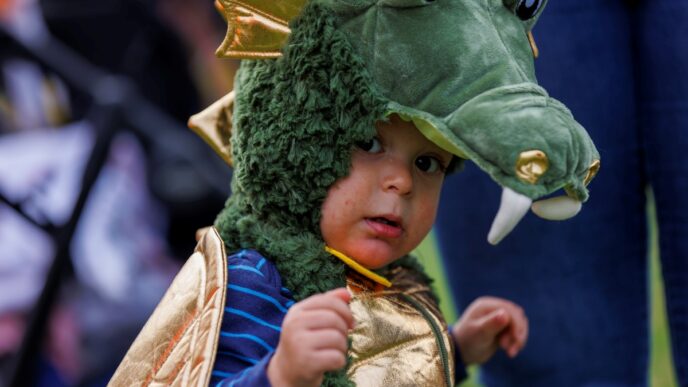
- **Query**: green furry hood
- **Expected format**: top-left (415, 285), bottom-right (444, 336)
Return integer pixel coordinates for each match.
top-left (216, 4), bottom-right (390, 304)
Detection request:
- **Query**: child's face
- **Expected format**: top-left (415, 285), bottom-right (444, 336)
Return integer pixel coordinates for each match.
top-left (320, 115), bottom-right (452, 269)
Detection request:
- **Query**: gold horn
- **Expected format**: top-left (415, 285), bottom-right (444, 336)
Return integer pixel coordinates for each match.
top-left (527, 31), bottom-right (539, 59)
top-left (216, 0), bottom-right (308, 59)
top-left (188, 91), bottom-right (236, 166)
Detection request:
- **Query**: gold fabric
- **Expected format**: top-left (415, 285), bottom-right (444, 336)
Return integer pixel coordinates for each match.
top-left (111, 228), bottom-right (455, 386)
top-left (515, 149), bottom-right (549, 184)
top-left (188, 91), bottom-right (235, 166)
top-left (347, 268), bottom-right (455, 387)
top-left (527, 31), bottom-right (539, 59)
top-left (584, 159), bottom-right (600, 185)
top-left (108, 228), bottom-right (227, 387)
top-left (215, 0), bottom-right (308, 59)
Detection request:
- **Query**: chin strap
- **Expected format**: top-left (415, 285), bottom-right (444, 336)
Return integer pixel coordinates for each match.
top-left (324, 246), bottom-right (392, 288)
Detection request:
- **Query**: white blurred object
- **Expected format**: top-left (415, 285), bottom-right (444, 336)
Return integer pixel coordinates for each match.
top-left (0, 125), bottom-right (176, 311)
top-left (0, 123), bottom-right (91, 314)
top-left (71, 132), bottom-right (175, 303)
top-left (0, 204), bottom-right (53, 313)
top-left (0, 122), bottom-right (93, 225)
top-left (0, 0), bottom-right (49, 44)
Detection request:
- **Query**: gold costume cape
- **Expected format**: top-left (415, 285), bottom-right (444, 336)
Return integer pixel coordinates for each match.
top-left (109, 228), bottom-right (456, 386)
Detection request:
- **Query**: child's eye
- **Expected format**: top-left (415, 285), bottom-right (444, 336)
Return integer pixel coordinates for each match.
top-left (415, 156), bottom-right (444, 173)
top-left (356, 137), bottom-right (382, 153)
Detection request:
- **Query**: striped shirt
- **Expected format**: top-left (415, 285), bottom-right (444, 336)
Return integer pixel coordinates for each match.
top-left (210, 249), bottom-right (295, 386)
top-left (209, 249), bottom-right (467, 386)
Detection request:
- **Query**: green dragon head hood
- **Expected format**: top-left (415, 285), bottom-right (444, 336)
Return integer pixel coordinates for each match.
top-left (188, 1), bottom-right (599, 383)
top-left (194, 0), bottom-right (599, 250)
top-left (327, 0), bottom-right (600, 243)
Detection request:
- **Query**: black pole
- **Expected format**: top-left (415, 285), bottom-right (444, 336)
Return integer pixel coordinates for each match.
top-left (6, 98), bottom-right (123, 387)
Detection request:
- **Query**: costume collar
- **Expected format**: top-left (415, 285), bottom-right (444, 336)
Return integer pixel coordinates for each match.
top-left (324, 246), bottom-right (392, 288)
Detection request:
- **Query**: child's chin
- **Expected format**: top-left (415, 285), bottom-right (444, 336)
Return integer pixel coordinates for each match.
top-left (347, 241), bottom-right (401, 269)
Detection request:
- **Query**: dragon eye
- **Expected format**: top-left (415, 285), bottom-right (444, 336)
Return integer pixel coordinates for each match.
top-left (515, 0), bottom-right (542, 20)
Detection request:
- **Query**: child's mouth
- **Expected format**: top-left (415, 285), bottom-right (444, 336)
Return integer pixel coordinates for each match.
top-left (366, 217), bottom-right (403, 238)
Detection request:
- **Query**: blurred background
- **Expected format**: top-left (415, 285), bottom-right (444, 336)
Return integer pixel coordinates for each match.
top-left (0, 0), bottom-right (679, 386)
top-left (0, 0), bottom-right (234, 385)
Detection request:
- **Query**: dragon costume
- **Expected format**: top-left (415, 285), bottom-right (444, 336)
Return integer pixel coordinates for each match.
top-left (109, 0), bottom-right (599, 385)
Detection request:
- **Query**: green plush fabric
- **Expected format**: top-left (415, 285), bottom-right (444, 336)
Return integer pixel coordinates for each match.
top-left (328, 0), bottom-right (598, 200)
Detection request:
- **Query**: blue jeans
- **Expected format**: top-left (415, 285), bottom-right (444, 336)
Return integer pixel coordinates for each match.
top-left (436, 0), bottom-right (688, 386)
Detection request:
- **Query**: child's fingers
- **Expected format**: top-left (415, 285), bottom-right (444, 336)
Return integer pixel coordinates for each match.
top-left (298, 289), bottom-right (354, 328)
top-left (477, 308), bottom-right (510, 337)
top-left (498, 332), bottom-right (519, 358)
top-left (499, 332), bottom-right (512, 351)
top-left (498, 317), bottom-right (528, 358)
top-left (328, 287), bottom-right (352, 303)
top-left (310, 329), bottom-right (349, 353)
top-left (312, 349), bottom-right (348, 372)
top-left (464, 296), bottom-right (523, 320)
top-left (298, 309), bottom-right (350, 333)
top-left (506, 306), bottom-right (528, 346)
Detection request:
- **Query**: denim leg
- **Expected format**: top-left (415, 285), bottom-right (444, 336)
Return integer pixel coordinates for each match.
top-left (635, 1), bottom-right (688, 385)
top-left (436, 1), bottom-right (648, 385)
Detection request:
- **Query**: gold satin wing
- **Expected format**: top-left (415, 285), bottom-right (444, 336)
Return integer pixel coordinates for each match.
top-left (215, 0), bottom-right (308, 59)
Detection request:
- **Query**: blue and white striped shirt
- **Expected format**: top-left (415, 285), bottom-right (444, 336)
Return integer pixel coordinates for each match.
top-left (210, 249), bottom-right (295, 387)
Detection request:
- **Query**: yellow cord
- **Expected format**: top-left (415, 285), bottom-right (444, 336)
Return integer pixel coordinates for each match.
top-left (324, 246), bottom-right (392, 288)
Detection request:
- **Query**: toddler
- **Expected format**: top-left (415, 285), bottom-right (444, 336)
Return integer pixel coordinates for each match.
top-left (110, 0), bottom-right (599, 385)
top-left (210, 115), bottom-right (527, 387)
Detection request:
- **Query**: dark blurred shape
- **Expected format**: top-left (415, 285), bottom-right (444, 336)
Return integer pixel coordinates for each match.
top-left (0, 0), bottom-right (234, 385)
top-left (37, 0), bottom-right (233, 260)
top-left (436, 1), bottom-right (687, 386)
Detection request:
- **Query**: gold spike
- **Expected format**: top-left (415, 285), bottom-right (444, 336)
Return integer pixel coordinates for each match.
top-left (527, 31), bottom-right (539, 59)
top-left (214, 0), bottom-right (226, 21)
top-left (216, 0), bottom-right (308, 59)
top-left (188, 91), bottom-right (235, 166)
top-left (584, 159), bottom-right (601, 185)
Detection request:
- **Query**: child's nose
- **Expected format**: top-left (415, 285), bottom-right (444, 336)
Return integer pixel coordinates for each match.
top-left (382, 159), bottom-right (413, 195)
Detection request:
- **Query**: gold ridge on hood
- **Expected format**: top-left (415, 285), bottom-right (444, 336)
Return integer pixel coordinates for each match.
top-left (188, 91), bottom-right (235, 166)
top-left (215, 0), bottom-right (308, 59)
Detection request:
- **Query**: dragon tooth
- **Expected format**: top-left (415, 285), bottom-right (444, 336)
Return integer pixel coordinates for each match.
top-left (487, 187), bottom-right (532, 245)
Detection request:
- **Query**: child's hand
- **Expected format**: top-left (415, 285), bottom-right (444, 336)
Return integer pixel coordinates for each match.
top-left (268, 288), bottom-right (353, 387)
top-left (452, 296), bottom-right (528, 365)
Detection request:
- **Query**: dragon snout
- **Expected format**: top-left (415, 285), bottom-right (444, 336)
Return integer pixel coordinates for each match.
top-left (488, 157), bottom-right (600, 245)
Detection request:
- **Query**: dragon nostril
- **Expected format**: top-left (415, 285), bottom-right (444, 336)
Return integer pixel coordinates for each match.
top-left (515, 150), bottom-right (549, 184)
top-left (584, 159), bottom-right (601, 185)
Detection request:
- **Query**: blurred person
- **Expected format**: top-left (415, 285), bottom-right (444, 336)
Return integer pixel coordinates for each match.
top-left (0, 0), bottom-right (229, 385)
top-left (156, 0), bottom-right (239, 104)
top-left (436, 0), bottom-right (688, 386)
